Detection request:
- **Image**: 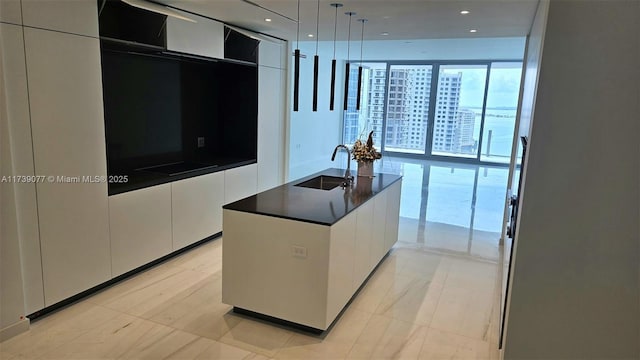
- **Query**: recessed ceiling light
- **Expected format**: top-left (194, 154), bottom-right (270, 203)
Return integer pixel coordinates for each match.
top-left (308, 34), bottom-right (314, 37)
top-left (264, 18), bottom-right (272, 22)
top-left (469, 29), bottom-right (477, 33)
top-left (460, 10), bottom-right (470, 15)
top-left (381, 32), bottom-right (389, 36)
top-left (383, 16), bottom-right (390, 19)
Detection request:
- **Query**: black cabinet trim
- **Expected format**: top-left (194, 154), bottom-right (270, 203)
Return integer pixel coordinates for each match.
top-left (108, 160), bottom-right (257, 196)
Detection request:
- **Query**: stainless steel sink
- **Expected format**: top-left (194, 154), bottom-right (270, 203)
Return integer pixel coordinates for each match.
top-left (295, 175), bottom-right (346, 190)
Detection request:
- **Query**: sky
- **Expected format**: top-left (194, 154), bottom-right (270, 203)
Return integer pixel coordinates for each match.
top-left (361, 62), bottom-right (523, 109)
top-left (443, 64), bottom-right (522, 108)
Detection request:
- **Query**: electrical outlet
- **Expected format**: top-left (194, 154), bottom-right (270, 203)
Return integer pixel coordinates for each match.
top-left (197, 137), bottom-right (205, 148)
top-left (291, 245), bottom-right (307, 258)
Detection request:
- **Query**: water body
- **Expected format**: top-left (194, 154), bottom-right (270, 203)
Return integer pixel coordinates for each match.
top-left (467, 107), bottom-right (517, 158)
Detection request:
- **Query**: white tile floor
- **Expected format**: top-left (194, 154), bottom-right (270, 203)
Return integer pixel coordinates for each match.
top-left (1, 158), bottom-right (508, 360)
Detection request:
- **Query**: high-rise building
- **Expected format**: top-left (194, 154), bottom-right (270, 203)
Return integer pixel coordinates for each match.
top-left (383, 67), bottom-right (432, 153)
top-left (384, 68), bottom-right (410, 149)
top-left (432, 72), bottom-right (462, 153)
top-left (367, 67), bottom-right (386, 145)
top-left (344, 64), bottom-right (384, 145)
top-left (454, 108), bottom-right (477, 153)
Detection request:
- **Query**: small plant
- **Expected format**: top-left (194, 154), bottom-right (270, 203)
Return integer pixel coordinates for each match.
top-left (352, 131), bottom-right (382, 162)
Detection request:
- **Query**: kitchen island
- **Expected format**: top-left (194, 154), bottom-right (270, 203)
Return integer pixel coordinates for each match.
top-left (222, 168), bottom-right (402, 332)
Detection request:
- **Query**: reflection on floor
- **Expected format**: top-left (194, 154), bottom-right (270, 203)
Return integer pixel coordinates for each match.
top-left (375, 156), bottom-right (508, 262)
top-left (1, 158), bottom-right (508, 360)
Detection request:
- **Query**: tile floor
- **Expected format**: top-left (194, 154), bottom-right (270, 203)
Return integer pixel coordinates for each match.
top-left (1, 159), bottom-right (509, 359)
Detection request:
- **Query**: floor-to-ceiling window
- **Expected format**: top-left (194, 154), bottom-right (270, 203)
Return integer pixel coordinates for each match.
top-left (343, 60), bottom-right (523, 165)
top-left (480, 62), bottom-right (523, 163)
top-left (431, 64), bottom-right (488, 159)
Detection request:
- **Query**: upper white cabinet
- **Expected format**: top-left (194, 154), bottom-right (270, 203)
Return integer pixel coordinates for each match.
top-left (258, 40), bottom-right (283, 68)
top-left (224, 164), bottom-right (258, 205)
top-left (166, 14), bottom-right (224, 59)
top-left (24, 27), bottom-right (110, 305)
top-left (172, 172), bottom-right (224, 250)
top-left (21, 0), bottom-right (99, 38)
top-left (109, 185), bottom-right (172, 277)
top-left (0, 0), bottom-right (22, 24)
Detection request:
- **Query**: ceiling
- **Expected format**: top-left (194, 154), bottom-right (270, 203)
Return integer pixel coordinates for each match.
top-left (158, 0), bottom-right (539, 41)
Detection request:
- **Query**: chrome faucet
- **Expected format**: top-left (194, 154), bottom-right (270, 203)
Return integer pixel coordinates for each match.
top-left (331, 144), bottom-right (354, 185)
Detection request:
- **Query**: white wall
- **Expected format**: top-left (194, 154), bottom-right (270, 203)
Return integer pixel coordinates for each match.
top-left (287, 37), bottom-right (525, 181)
top-left (0, 0), bottom-right (22, 24)
top-left (498, 0), bottom-right (549, 338)
top-left (503, 0), bottom-right (640, 358)
top-left (287, 41), bottom-right (346, 181)
top-left (514, 23), bottom-right (547, 141)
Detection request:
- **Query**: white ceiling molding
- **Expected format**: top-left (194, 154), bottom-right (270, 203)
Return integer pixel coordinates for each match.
top-left (122, 0), bottom-right (197, 23)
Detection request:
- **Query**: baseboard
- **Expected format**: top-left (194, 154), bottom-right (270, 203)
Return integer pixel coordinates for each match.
top-left (0, 317), bottom-right (29, 342)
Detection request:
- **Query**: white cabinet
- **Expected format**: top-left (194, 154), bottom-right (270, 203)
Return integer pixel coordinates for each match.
top-left (224, 164), bottom-right (257, 205)
top-left (0, 0), bottom-right (22, 24)
top-left (353, 199), bottom-right (374, 290)
top-left (371, 189), bottom-right (388, 271)
top-left (109, 185), bottom-right (172, 277)
top-left (166, 15), bottom-right (224, 59)
top-left (1, 23), bottom-right (44, 313)
top-left (326, 211), bottom-right (357, 323)
top-left (172, 172), bottom-right (224, 250)
top-left (384, 181), bottom-right (402, 252)
top-left (257, 66), bottom-right (285, 192)
top-left (21, 0), bottom-right (99, 37)
top-left (24, 28), bottom-right (110, 305)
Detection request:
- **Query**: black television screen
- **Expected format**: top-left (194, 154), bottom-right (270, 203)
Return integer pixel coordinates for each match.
top-left (100, 41), bottom-right (258, 194)
top-left (102, 50), bottom-right (182, 169)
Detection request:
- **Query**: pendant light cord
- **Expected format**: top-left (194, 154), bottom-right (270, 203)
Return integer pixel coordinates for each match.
top-left (315, 0), bottom-right (320, 55)
top-left (333, 5), bottom-right (338, 58)
top-left (346, 13), bottom-right (352, 61)
top-left (360, 20), bottom-right (365, 62)
top-left (296, 0), bottom-right (300, 48)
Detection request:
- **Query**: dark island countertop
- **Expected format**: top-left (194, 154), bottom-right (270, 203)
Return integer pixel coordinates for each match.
top-left (223, 168), bottom-right (402, 226)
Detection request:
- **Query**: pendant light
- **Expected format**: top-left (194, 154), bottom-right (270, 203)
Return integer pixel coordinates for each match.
top-left (343, 11), bottom-right (356, 111)
top-left (293, 0), bottom-right (301, 112)
top-left (356, 18), bottom-right (367, 111)
top-left (312, 0), bottom-right (320, 112)
top-left (329, 3), bottom-right (343, 111)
